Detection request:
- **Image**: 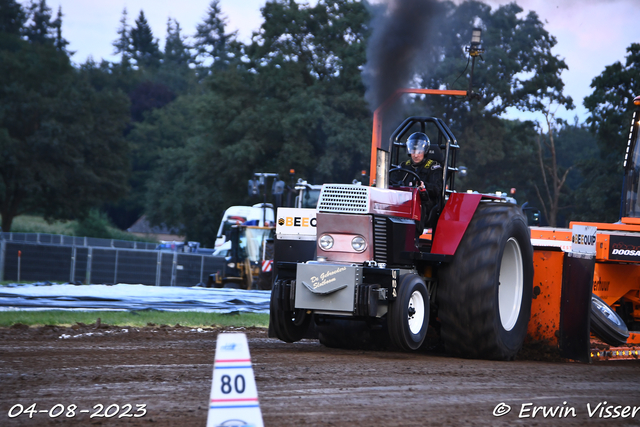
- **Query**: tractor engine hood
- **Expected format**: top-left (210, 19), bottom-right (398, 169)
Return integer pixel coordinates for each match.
top-left (317, 184), bottom-right (421, 221)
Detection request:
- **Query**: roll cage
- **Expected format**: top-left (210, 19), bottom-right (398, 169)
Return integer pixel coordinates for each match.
top-left (388, 116), bottom-right (460, 206)
top-left (368, 88), bottom-right (467, 208)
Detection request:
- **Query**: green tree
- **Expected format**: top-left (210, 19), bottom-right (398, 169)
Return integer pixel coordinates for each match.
top-left (0, 21), bottom-right (130, 231)
top-left (128, 81), bottom-right (176, 123)
top-left (157, 18), bottom-right (196, 94)
top-left (50, 6), bottom-right (69, 52)
top-left (541, 121), bottom-right (598, 226)
top-left (193, 0), bottom-right (237, 71)
top-left (532, 112), bottom-right (573, 226)
top-left (164, 18), bottom-right (190, 67)
top-left (452, 118), bottom-right (541, 216)
top-left (112, 8), bottom-right (132, 66)
top-left (73, 209), bottom-right (118, 239)
top-left (143, 0), bottom-right (371, 244)
top-left (130, 10), bottom-right (161, 69)
top-left (572, 43), bottom-right (640, 222)
top-left (241, 0), bottom-right (371, 183)
top-left (100, 10), bottom-right (195, 229)
top-left (24, 0), bottom-right (54, 44)
top-left (22, 0), bottom-right (68, 52)
top-left (0, 0), bottom-right (26, 34)
top-left (415, 2), bottom-right (573, 117)
top-left (146, 141), bottom-right (211, 239)
top-left (120, 94), bottom-right (198, 230)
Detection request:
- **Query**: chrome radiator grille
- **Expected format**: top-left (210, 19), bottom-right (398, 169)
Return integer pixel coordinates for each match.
top-left (373, 216), bottom-right (388, 264)
top-left (317, 184), bottom-right (369, 214)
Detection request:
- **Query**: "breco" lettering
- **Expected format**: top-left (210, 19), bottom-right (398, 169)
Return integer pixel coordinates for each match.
top-left (572, 234), bottom-right (596, 245)
top-left (284, 217), bottom-right (317, 227)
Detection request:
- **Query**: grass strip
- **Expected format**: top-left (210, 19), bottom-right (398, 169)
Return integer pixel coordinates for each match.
top-left (0, 310), bottom-right (269, 328)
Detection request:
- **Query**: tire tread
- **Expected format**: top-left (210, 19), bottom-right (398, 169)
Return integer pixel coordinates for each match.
top-left (438, 203), bottom-right (533, 360)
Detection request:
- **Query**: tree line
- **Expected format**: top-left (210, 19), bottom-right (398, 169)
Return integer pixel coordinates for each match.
top-left (1, 0), bottom-right (639, 245)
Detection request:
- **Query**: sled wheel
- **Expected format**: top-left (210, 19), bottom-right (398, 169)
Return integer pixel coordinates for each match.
top-left (388, 273), bottom-right (429, 351)
top-left (439, 203), bottom-right (533, 360)
top-left (269, 279), bottom-right (310, 343)
top-left (590, 294), bottom-right (629, 346)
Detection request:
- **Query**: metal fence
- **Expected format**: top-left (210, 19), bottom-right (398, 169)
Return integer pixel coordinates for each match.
top-left (0, 239), bottom-right (227, 287)
top-left (1, 232), bottom-right (158, 250)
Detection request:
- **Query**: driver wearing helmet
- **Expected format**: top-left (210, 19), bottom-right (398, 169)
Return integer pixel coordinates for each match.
top-left (399, 132), bottom-right (443, 231)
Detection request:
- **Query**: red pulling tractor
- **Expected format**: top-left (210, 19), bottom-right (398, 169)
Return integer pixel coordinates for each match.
top-left (270, 86), bottom-right (640, 362)
top-left (270, 88), bottom-right (538, 360)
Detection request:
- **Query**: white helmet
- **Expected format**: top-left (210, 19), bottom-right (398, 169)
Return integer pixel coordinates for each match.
top-left (407, 132), bottom-right (429, 156)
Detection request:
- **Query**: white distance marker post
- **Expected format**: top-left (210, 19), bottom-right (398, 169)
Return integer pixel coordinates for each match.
top-left (207, 333), bottom-right (264, 427)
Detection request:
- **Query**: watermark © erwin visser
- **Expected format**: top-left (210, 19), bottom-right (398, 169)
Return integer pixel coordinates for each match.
top-left (493, 401), bottom-right (640, 419)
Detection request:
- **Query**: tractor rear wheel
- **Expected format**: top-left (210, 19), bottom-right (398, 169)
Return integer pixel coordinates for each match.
top-left (387, 273), bottom-right (429, 351)
top-left (439, 203), bottom-right (533, 360)
top-left (269, 279), bottom-right (311, 342)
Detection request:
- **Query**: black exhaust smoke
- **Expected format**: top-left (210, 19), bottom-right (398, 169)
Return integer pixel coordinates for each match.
top-left (363, 0), bottom-right (440, 112)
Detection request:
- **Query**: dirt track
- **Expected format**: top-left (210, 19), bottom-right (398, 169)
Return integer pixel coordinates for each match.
top-left (2, 324), bottom-right (640, 426)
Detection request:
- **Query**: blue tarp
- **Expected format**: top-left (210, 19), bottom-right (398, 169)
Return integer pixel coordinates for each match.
top-left (0, 283), bottom-right (270, 313)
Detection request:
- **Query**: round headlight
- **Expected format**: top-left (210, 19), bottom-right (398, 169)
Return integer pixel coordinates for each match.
top-left (319, 235), bottom-right (334, 250)
top-left (351, 236), bottom-right (367, 252)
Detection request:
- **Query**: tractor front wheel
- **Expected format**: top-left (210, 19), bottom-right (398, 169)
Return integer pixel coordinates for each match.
top-left (439, 203), bottom-right (533, 360)
top-left (387, 273), bottom-right (429, 351)
top-left (269, 279), bottom-right (311, 342)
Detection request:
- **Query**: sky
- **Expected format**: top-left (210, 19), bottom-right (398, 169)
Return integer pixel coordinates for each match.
top-left (49, 0), bottom-right (639, 124)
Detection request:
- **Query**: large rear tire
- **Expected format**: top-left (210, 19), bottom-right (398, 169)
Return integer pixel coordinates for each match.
top-left (269, 279), bottom-right (311, 343)
top-left (439, 203), bottom-right (533, 360)
top-left (387, 273), bottom-right (430, 351)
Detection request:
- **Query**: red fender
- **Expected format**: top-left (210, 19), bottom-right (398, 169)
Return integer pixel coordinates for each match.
top-left (430, 193), bottom-right (482, 255)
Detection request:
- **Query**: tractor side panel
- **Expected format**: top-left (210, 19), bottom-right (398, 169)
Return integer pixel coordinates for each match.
top-left (527, 250), bottom-right (564, 346)
top-left (593, 262), bottom-right (640, 306)
top-left (527, 249), bottom-right (595, 362)
top-left (431, 193), bottom-right (482, 255)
